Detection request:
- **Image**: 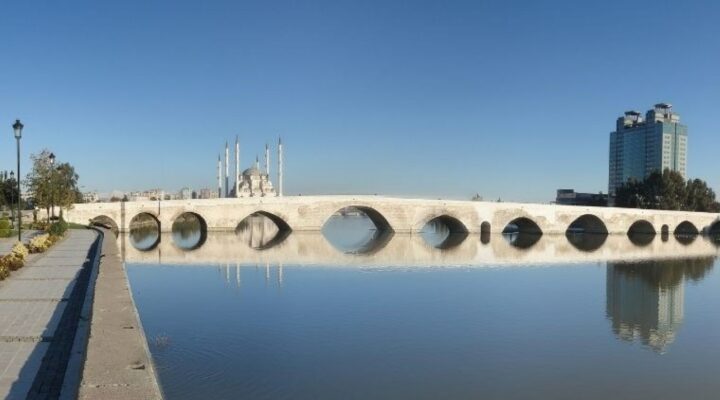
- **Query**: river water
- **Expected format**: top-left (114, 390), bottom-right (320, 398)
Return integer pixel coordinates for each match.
top-left (123, 215), bottom-right (720, 400)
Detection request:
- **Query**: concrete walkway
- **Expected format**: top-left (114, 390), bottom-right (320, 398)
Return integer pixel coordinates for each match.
top-left (79, 229), bottom-right (163, 399)
top-left (0, 230), bottom-right (98, 400)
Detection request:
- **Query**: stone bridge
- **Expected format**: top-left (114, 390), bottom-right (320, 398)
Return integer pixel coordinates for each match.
top-left (62, 195), bottom-right (720, 236)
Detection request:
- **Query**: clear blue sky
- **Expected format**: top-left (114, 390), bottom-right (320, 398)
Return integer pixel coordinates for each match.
top-left (1, 0), bottom-right (719, 202)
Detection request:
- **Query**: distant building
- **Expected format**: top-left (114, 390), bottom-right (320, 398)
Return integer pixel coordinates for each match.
top-left (179, 187), bottom-right (191, 200)
top-left (555, 189), bottom-right (607, 206)
top-left (82, 192), bottom-right (99, 203)
top-left (609, 103), bottom-right (687, 198)
top-left (198, 188), bottom-right (218, 199)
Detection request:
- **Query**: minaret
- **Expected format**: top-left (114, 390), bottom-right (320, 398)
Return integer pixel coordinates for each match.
top-left (255, 155), bottom-right (259, 170)
top-left (277, 137), bottom-right (283, 197)
top-left (217, 155), bottom-right (222, 198)
top-left (264, 143), bottom-right (270, 176)
top-left (224, 141), bottom-right (230, 198)
top-left (235, 136), bottom-right (240, 197)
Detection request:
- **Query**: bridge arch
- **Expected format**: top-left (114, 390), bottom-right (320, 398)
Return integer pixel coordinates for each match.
top-left (708, 220), bottom-right (720, 236)
top-left (90, 215), bottom-right (119, 236)
top-left (627, 220), bottom-right (655, 235)
top-left (420, 215), bottom-right (469, 249)
top-left (128, 212), bottom-right (161, 251)
top-left (322, 206), bottom-right (394, 254)
top-left (239, 210), bottom-right (292, 233)
top-left (566, 214), bottom-right (608, 235)
top-left (324, 206), bottom-right (393, 233)
top-left (674, 221), bottom-right (699, 236)
top-left (235, 210), bottom-right (293, 250)
top-left (503, 217), bottom-right (543, 235)
top-left (171, 212), bottom-right (207, 250)
top-left (421, 214), bottom-right (469, 234)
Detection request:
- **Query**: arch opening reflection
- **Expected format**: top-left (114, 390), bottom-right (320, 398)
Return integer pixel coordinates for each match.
top-left (172, 212), bottom-right (207, 250)
top-left (129, 213), bottom-right (160, 251)
top-left (322, 207), bottom-right (393, 254)
top-left (503, 217), bottom-right (542, 249)
top-left (236, 212), bottom-right (291, 250)
top-left (420, 215), bottom-right (468, 249)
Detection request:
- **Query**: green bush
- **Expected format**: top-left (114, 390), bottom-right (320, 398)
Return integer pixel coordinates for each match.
top-left (0, 218), bottom-right (11, 238)
top-left (30, 220), bottom-right (50, 231)
top-left (48, 217), bottom-right (68, 236)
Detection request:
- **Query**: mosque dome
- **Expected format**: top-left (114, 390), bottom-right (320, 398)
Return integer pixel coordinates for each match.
top-left (242, 167), bottom-right (262, 177)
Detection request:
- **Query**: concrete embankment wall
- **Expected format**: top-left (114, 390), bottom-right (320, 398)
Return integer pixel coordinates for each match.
top-left (78, 229), bottom-right (163, 399)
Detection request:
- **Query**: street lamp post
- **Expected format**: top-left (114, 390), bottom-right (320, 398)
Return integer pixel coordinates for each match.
top-left (9, 171), bottom-right (15, 224)
top-left (48, 152), bottom-right (56, 220)
top-left (13, 120), bottom-right (23, 242)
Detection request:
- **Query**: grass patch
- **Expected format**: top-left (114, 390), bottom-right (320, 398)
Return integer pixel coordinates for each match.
top-left (67, 222), bottom-right (88, 229)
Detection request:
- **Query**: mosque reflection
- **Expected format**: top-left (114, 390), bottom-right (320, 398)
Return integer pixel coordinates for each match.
top-left (606, 257), bottom-right (714, 353)
top-left (235, 213), bottom-right (290, 250)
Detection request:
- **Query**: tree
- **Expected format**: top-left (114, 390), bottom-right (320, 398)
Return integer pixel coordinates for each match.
top-left (615, 169), bottom-right (719, 212)
top-left (52, 162), bottom-right (80, 210)
top-left (26, 150), bottom-right (81, 219)
top-left (0, 178), bottom-right (19, 209)
top-left (685, 179), bottom-right (720, 212)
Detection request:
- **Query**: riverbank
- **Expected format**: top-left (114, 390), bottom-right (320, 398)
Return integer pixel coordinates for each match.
top-left (78, 228), bottom-right (163, 399)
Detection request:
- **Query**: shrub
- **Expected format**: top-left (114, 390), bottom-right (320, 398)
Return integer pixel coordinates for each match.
top-left (30, 220), bottom-right (50, 231)
top-left (0, 254), bottom-right (24, 272)
top-left (0, 264), bottom-right (8, 280)
top-left (28, 234), bottom-right (52, 254)
top-left (11, 242), bottom-right (28, 260)
top-left (48, 217), bottom-right (68, 237)
top-left (6, 255), bottom-right (23, 271)
top-left (0, 218), bottom-right (11, 238)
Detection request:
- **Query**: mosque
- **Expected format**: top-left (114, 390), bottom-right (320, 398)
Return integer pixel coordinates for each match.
top-left (217, 137), bottom-right (283, 198)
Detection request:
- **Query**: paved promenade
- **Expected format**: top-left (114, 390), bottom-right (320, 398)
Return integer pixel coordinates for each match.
top-left (0, 230), bottom-right (98, 399)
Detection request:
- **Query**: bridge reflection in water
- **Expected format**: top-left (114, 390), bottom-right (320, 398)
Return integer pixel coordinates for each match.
top-left (123, 214), bottom-right (720, 355)
top-left (119, 214), bottom-right (719, 267)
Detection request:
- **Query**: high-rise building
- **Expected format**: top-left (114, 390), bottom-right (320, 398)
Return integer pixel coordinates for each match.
top-left (608, 103), bottom-right (687, 198)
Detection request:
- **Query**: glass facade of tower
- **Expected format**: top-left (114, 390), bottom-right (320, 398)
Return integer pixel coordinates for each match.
top-left (608, 104), bottom-right (687, 198)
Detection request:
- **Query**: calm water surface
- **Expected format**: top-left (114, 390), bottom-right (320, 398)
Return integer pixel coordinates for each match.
top-left (125, 215), bottom-right (720, 400)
